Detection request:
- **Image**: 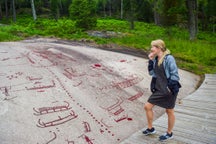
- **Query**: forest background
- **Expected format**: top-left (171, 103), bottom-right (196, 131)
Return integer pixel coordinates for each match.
top-left (0, 0), bottom-right (215, 75)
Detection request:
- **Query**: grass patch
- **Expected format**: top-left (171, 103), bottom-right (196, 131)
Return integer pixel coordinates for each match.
top-left (0, 25), bottom-right (23, 41)
top-left (0, 17), bottom-right (215, 75)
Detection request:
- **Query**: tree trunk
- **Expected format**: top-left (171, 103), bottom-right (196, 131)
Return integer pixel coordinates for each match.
top-left (129, 0), bottom-right (135, 30)
top-left (109, 0), bottom-right (112, 17)
top-left (12, 0), bottom-right (16, 22)
top-left (121, 0), bottom-right (123, 19)
top-left (154, 11), bottom-right (161, 25)
top-left (103, 3), bottom-right (106, 17)
top-left (186, 0), bottom-right (198, 40)
top-left (162, 0), bottom-right (177, 26)
top-left (5, 0), bottom-right (8, 19)
top-left (153, 0), bottom-right (161, 26)
top-left (58, 0), bottom-right (62, 18)
top-left (56, 6), bottom-right (60, 20)
top-left (30, 0), bottom-right (37, 21)
top-left (0, 4), bottom-right (2, 20)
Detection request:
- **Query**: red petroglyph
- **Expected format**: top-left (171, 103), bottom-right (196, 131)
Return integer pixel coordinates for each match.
top-left (63, 72), bottom-right (72, 79)
top-left (34, 81), bottom-right (42, 84)
top-left (114, 114), bottom-right (132, 123)
top-left (100, 97), bottom-right (124, 115)
top-left (37, 90), bottom-right (45, 92)
top-left (91, 63), bottom-right (113, 73)
top-left (83, 121), bottom-right (91, 133)
top-left (100, 76), bottom-right (143, 90)
top-left (0, 86), bottom-right (18, 100)
top-left (113, 107), bottom-right (124, 115)
top-left (127, 91), bottom-right (143, 101)
top-left (100, 129), bottom-right (104, 133)
top-left (120, 59), bottom-right (126, 62)
top-left (113, 76), bottom-right (143, 89)
top-left (1, 58), bottom-right (10, 61)
top-left (26, 76), bottom-right (43, 81)
top-left (33, 101), bottom-right (71, 116)
top-left (15, 56), bottom-right (22, 59)
top-left (88, 73), bottom-right (102, 77)
top-left (114, 114), bottom-right (128, 122)
top-left (94, 63), bottom-right (101, 67)
top-left (79, 134), bottom-right (94, 144)
top-left (63, 67), bottom-right (86, 79)
top-left (72, 81), bottom-right (82, 87)
top-left (3, 96), bottom-right (17, 100)
top-left (21, 52), bottom-right (36, 64)
top-left (47, 68), bottom-right (116, 137)
top-left (45, 131), bottom-right (57, 144)
top-left (33, 50), bottom-right (76, 64)
top-left (127, 118), bottom-right (133, 121)
top-left (27, 55), bottom-right (35, 64)
top-left (38, 53), bottom-right (49, 59)
top-left (26, 80), bottom-right (55, 91)
top-left (100, 119), bottom-right (112, 128)
top-left (36, 110), bottom-right (78, 128)
top-left (1, 55), bottom-right (24, 62)
top-left (6, 72), bottom-right (23, 80)
top-left (0, 86), bottom-right (10, 96)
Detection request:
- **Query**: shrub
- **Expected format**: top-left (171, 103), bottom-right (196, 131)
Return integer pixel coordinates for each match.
top-left (69, 0), bottom-right (97, 30)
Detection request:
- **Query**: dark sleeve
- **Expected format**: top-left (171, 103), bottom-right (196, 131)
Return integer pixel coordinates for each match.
top-left (150, 77), bottom-right (157, 93)
top-left (167, 78), bottom-right (181, 95)
top-left (148, 60), bottom-right (154, 72)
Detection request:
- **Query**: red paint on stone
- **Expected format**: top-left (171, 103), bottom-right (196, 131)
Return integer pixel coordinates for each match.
top-left (94, 64), bottom-right (101, 67)
top-left (120, 60), bottom-right (126, 62)
top-left (127, 118), bottom-right (133, 121)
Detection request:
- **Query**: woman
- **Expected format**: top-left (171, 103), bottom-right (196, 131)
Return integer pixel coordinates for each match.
top-left (143, 39), bottom-right (181, 141)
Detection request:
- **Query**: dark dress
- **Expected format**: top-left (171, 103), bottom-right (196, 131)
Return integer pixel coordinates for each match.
top-left (148, 60), bottom-right (177, 109)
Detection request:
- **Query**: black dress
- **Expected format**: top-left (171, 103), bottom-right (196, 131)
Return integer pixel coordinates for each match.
top-left (148, 60), bottom-right (177, 109)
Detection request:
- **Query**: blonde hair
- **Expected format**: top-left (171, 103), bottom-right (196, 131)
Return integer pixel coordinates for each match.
top-left (151, 39), bottom-right (170, 66)
top-left (151, 39), bottom-right (166, 52)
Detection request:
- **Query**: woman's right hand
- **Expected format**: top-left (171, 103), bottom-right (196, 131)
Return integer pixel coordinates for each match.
top-left (148, 52), bottom-right (155, 60)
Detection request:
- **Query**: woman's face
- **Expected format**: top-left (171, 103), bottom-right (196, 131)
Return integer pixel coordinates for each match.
top-left (148, 45), bottom-right (160, 60)
top-left (150, 45), bottom-right (160, 55)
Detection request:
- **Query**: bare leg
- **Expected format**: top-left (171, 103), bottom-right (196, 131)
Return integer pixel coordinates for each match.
top-left (144, 102), bottom-right (154, 129)
top-left (166, 109), bottom-right (175, 134)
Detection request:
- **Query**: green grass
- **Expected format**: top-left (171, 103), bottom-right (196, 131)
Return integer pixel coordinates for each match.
top-left (0, 17), bottom-right (215, 75)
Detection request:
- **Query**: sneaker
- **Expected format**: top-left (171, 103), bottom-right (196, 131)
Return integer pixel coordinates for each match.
top-left (142, 127), bottom-right (156, 135)
top-left (159, 132), bottom-right (173, 141)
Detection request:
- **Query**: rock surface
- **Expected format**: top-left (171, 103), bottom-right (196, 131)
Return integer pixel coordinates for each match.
top-left (0, 38), bottom-right (200, 144)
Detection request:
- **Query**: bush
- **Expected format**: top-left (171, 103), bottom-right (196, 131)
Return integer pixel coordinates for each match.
top-left (69, 0), bottom-right (97, 30)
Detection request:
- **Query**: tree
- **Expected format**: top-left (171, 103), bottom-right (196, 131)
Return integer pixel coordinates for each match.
top-left (5, 0), bottom-right (8, 20)
top-left (12, 0), bottom-right (16, 22)
top-left (149, 0), bottom-right (182, 26)
top-left (136, 0), bottom-right (153, 22)
top-left (206, 0), bottom-right (216, 32)
top-left (69, 0), bottom-right (97, 30)
top-left (162, 0), bottom-right (178, 26)
top-left (0, 1), bottom-right (2, 20)
top-left (150, 0), bottom-right (163, 25)
top-left (108, 0), bottom-right (112, 17)
top-left (186, 0), bottom-right (198, 40)
top-left (121, 0), bottom-right (123, 19)
top-left (51, 0), bottom-right (60, 20)
top-left (129, 0), bottom-right (136, 29)
top-left (30, 0), bottom-right (37, 21)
